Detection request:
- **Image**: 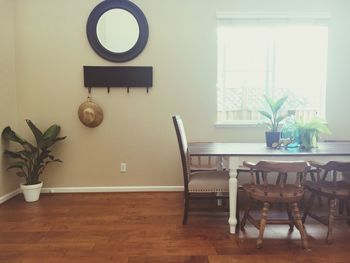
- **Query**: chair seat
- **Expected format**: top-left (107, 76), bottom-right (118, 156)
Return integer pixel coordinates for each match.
top-left (188, 170), bottom-right (229, 193)
top-left (243, 184), bottom-right (304, 203)
top-left (304, 180), bottom-right (350, 198)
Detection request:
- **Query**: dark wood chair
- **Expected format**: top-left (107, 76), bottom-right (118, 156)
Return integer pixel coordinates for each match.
top-left (302, 161), bottom-right (350, 244)
top-left (240, 160), bottom-right (310, 249)
top-left (172, 115), bottom-right (229, 225)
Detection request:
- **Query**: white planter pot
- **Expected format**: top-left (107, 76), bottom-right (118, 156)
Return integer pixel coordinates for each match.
top-left (20, 182), bottom-right (43, 202)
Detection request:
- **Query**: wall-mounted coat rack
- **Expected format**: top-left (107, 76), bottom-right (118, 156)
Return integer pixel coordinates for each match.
top-left (83, 66), bottom-right (153, 93)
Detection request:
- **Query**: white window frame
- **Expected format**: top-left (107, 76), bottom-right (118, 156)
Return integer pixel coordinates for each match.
top-left (216, 12), bottom-right (330, 127)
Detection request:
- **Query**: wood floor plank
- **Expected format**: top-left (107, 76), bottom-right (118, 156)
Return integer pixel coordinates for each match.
top-left (1, 192), bottom-right (350, 262)
top-left (128, 256), bottom-right (209, 263)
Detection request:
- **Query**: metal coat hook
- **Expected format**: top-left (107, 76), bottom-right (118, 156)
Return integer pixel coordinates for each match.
top-left (107, 87), bottom-right (110, 93)
top-left (88, 87), bottom-right (92, 94)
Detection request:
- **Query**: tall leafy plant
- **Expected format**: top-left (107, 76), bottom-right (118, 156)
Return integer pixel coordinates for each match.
top-left (1, 120), bottom-right (66, 185)
top-left (259, 95), bottom-right (289, 132)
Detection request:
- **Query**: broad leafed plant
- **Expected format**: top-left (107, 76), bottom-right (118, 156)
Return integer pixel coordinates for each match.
top-left (2, 120), bottom-right (66, 185)
top-left (259, 95), bottom-right (289, 132)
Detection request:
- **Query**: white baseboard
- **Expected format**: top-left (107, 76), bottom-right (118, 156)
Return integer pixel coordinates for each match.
top-left (0, 188), bottom-right (21, 204)
top-left (41, 186), bottom-right (184, 194)
top-left (0, 186), bottom-right (184, 203)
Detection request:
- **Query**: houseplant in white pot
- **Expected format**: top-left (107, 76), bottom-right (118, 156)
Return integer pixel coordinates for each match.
top-left (1, 120), bottom-right (66, 202)
top-left (259, 95), bottom-right (289, 147)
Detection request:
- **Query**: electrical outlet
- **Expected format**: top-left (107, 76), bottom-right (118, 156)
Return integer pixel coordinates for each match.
top-left (120, 163), bottom-right (127, 172)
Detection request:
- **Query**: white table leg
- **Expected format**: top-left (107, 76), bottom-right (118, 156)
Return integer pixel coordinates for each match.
top-left (228, 156), bottom-right (239, 234)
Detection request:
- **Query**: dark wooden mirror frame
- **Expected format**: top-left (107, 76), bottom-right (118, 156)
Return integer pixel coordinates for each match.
top-left (86, 0), bottom-right (149, 62)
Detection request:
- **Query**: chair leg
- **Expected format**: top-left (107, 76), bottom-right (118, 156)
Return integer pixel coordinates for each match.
top-left (310, 172), bottom-right (323, 206)
top-left (302, 192), bottom-right (316, 224)
top-left (286, 204), bottom-right (294, 232)
top-left (183, 196), bottom-right (189, 225)
top-left (276, 174), bottom-right (281, 185)
top-left (240, 197), bottom-right (252, 230)
top-left (339, 200), bottom-right (344, 215)
top-left (292, 202), bottom-right (309, 250)
top-left (327, 198), bottom-right (336, 244)
top-left (257, 202), bottom-right (270, 249)
top-left (346, 199), bottom-right (350, 226)
top-left (255, 172), bottom-right (260, 184)
top-left (235, 193), bottom-right (240, 234)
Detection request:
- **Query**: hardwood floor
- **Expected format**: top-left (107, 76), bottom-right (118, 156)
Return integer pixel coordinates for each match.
top-left (0, 192), bottom-right (350, 263)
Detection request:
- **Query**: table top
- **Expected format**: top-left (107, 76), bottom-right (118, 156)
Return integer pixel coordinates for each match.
top-left (188, 142), bottom-right (350, 157)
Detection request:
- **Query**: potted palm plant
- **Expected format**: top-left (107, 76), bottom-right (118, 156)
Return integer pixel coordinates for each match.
top-left (259, 95), bottom-right (289, 147)
top-left (1, 120), bottom-right (66, 202)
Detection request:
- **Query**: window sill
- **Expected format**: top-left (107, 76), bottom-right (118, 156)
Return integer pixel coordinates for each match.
top-left (215, 121), bottom-right (264, 128)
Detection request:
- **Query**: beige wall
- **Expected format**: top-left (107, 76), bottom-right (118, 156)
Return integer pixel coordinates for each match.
top-left (0, 0), bottom-right (19, 196)
top-left (1, 0), bottom-right (349, 193)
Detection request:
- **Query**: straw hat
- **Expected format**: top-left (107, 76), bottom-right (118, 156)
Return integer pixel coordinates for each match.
top-left (78, 97), bottom-right (103, 128)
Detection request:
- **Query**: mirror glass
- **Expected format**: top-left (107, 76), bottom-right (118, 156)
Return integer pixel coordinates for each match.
top-left (96, 9), bottom-right (140, 53)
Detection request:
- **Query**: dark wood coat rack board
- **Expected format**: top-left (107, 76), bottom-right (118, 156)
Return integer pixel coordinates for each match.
top-left (83, 66), bottom-right (153, 93)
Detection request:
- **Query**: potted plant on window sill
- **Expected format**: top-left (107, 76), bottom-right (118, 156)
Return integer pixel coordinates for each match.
top-left (259, 95), bottom-right (289, 147)
top-left (1, 120), bottom-right (66, 202)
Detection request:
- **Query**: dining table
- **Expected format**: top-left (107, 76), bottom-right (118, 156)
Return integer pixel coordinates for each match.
top-left (188, 142), bottom-right (350, 234)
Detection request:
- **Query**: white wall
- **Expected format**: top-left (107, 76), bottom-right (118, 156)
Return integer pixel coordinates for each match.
top-left (0, 0), bottom-right (19, 196)
top-left (1, 0), bottom-right (349, 194)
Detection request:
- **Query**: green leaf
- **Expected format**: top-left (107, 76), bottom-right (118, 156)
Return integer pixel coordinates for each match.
top-left (273, 96), bottom-right (288, 113)
top-left (39, 149), bottom-right (50, 159)
top-left (40, 124), bottom-right (61, 148)
top-left (16, 171), bottom-right (26, 177)
top-left (258, 110), bottom-right (272, 120)
top-left (2, 126), bottom-right (36, 151)
top-left (264, 95), bottom-right (276, 113)
top-left (4, 150), bottom-right (25, 160)
top-left (25, 119), bottom-right (43, 145)
top-left (2, 126), bottom-right (27, 145)
top-left (53, 136), bottom-right (67, 142)
top-left (7, 161), bottom-right (25, 170)
top-left (45, 159), bottom-right (63, 165)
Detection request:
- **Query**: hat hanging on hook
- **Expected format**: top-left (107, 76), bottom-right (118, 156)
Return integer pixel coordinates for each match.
top-left (78, 95), bottom-right (103, 128)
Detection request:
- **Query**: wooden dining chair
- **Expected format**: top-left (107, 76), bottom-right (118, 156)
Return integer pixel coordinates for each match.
top-left (172, 115), bottom-right (229, 225)
top-left (302, 161), bottom-right (350, 244)
top-left (240, 160), bottom-right (310, 249)
top-left (305, 140), bottom-right (350, 208)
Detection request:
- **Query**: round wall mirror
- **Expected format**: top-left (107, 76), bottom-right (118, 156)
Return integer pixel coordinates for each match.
top-left (87, 0), bottom-right (149, 62)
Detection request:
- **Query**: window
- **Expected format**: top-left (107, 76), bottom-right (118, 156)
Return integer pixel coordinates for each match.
top-left (217, 14), bottom-right (329, 124)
